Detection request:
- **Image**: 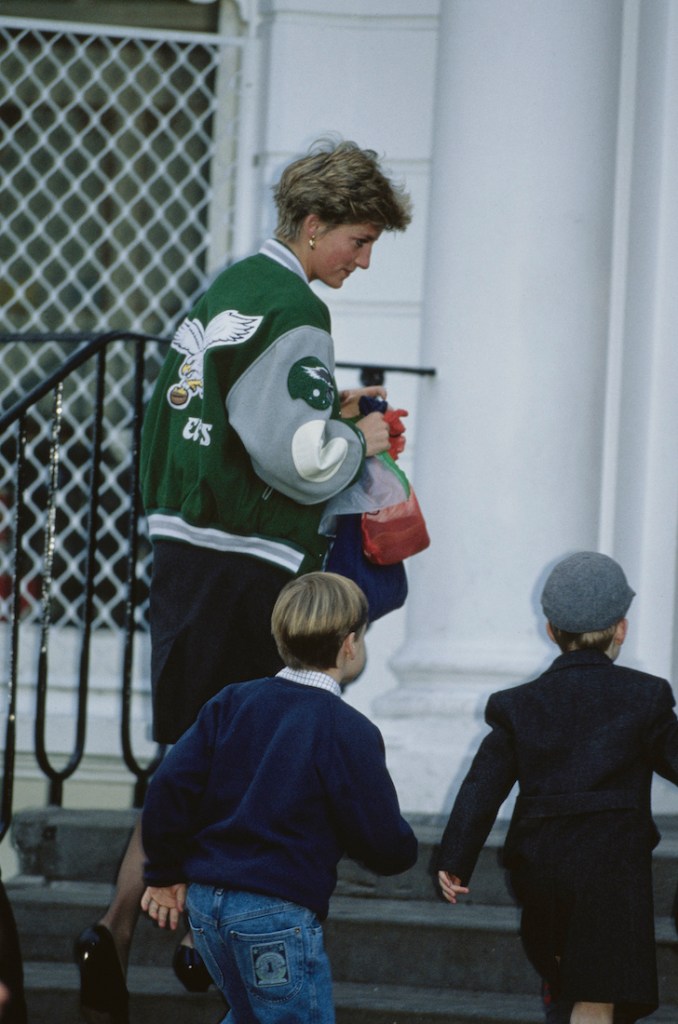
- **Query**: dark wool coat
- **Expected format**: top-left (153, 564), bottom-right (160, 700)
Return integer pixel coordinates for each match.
top-left (437, 649), bottom-right (678, 1021)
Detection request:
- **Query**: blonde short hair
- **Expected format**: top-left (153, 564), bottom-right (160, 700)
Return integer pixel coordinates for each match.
top-left (549, 621), bottom-right (619, 654)
top-left (271, 572), bottom-right (368, 670)
top-left (273, 137), bottom-right (412, 242)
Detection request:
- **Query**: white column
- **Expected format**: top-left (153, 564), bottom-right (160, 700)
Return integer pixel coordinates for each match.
top-left (607, 1), bottom-right (678, 815)
top-left (374, 0), bottom-right (626, 812)
top-left (609, 0), bottom-right (678, 679)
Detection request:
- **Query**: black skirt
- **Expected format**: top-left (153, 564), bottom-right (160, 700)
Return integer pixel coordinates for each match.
top-left (149, 540), bottom-right (288, 743)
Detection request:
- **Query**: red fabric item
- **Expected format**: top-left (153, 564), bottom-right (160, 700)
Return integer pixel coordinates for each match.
top-left (361, 488), bottom-right (430, 565)
top-left (384, 408), bottom-right (408, 460)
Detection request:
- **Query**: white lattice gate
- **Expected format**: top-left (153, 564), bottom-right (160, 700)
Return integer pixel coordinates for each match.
top-left (1, 14), bottom-right (247, 337)
top-left (0, 14), bottom-right (251, 630)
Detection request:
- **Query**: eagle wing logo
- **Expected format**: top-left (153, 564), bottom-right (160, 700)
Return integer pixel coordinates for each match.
top-left (167, 310), bottom-right (263, 408)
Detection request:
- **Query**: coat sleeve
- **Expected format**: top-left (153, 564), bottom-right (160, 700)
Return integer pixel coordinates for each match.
top-left (644, 677), bottom-right (678, 784)
top-left (436, 693), bottom-right (518, 883)
top-left (227, 325), bottom-right (366, 505)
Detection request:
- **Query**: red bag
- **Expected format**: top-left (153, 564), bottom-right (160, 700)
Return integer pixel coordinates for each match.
top-left (361, 487), bottom-right (430, 566)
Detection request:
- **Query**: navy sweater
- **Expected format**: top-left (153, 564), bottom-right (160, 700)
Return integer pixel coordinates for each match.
top-left (142, 676), bottom-right (417, 919)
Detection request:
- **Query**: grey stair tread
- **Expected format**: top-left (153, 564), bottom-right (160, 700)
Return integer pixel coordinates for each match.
top-left (335, 983), bottom-right (546, 1020)
top-left (25, 962), bottom-right (545, 1013)
top-left (21, 965), bottom-right (678, 1023)
top-left (16, 805), bottom-right (678, 840)
top-left (11, 808), bottom-right (678, 919)
top-left (330, 895), bottom-right (521, 926)
top-left (9, 880), bottom-right (678, 942)
top-left (329, 894), bottom-right (678, 941)
top-left (6, 881), bottom-right (517, 926)
top-left (24, 960), bottom-right (215, 996)
top-left (7, 877), bottom-right (115, 904)
top-left (10, 810), bottom-right (678, 1020)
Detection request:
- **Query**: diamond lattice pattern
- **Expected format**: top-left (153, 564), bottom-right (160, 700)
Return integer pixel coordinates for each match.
top-left (1, 18), bottom-right (243, 630)
top-left (1, 18), bottom-right (241, 334)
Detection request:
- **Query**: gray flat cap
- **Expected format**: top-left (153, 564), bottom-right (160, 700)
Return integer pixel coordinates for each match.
top-left (541, 551), bottom-right (635, 632)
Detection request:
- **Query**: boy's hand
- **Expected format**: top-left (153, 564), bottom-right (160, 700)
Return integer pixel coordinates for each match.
top-left (437, 871), bottom-right (469, 904)
top-left (141, 883), bottom-right (187, 930)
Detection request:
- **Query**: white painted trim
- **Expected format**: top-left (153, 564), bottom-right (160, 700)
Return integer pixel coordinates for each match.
top-left (598, 0), bottom-right (640, 552)
top-left (0, 14), bottom-right (243, 45)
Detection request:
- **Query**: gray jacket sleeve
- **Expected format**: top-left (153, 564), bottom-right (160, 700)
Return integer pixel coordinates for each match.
top-left (227, 324), bottom-right (365, 504)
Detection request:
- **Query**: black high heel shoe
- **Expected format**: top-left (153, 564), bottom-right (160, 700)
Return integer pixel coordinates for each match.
top-left (172, 941), bottom-right (212, 992)
top-left (74, 924), bottom-right (129, 1024)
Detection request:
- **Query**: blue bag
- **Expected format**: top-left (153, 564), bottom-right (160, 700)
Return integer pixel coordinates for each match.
top-left (325, 512), bottom-right (408, 622)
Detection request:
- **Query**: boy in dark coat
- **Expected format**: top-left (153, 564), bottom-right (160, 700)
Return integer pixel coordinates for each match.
top-left (139, 571), bottom-right (417, 1024)
top-left (437, 551), bottom-right (678, 1024)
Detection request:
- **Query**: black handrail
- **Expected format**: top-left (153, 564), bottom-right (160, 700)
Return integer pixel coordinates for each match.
top-left (34, 382), bottom-right (66, 803)
top-left (337, 361), bottom-right (436, 388)
top-left (0, 333), bottom-right (436, 430)
top-left (0, 331), bottom-right (165, 837)
top-left (0, 422), bottom-right (27, 844)
top-left (120, 341), bottom-right (166, 807)
top-left (0, 331), bottom-right (167, 431)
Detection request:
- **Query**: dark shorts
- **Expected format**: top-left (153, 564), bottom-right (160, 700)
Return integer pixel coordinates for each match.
top-left (149, 540), bottom-right (289, 743)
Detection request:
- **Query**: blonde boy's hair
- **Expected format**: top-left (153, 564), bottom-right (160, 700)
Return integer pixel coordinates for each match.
top-left (273, 137), bottom-right (412, 241)
top-left (549, 622), bottom-right (618, 654)
top-left (271, 572), bottom-right (368, 670)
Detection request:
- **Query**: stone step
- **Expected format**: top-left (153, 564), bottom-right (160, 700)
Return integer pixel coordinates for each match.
top-left (19, 962), bottom-right (678, 1024)
top-left (11, 808), bottom-right (678, 914)
top-left (8, 878), bottom-right (678, 1005)
top-left (8, 809), bottom-right (678, 1021)
top-left (18, 960), bottom-right (546, 1024)
top-left (327, 898), bottom-right (678, 1006)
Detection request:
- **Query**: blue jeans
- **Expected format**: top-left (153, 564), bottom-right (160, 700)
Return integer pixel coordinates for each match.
top-left (186, 885), bottom-right (335, 1024)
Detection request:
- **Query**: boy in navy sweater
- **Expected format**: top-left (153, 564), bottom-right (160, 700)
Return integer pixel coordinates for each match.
top-left (140, 571), bottom-right (417, 1023)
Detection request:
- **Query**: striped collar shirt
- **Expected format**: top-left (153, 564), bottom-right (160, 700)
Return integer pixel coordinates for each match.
top-left (277, 667), bottom-right (341, 698)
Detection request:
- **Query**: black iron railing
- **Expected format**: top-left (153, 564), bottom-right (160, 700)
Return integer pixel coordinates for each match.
top-left (0, 332), bottom-right (168, 841)
top-left (0, 331), bottom-right (435, 843)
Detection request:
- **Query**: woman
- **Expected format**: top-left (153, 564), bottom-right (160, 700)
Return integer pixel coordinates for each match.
top-left (74, 137), bottom-right (412, 1024)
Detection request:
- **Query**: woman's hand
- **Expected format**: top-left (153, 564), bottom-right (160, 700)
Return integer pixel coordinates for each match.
top-left (356, 411), bottom-right (390, 457)
top-left (141, 883), bottom-right (187, 930)
top-left (339, 385), bottom-right (387, 419)
top-left (437, 871), bottom-right (469, 905)
top-left (340, 386), bottom-right (408, 459)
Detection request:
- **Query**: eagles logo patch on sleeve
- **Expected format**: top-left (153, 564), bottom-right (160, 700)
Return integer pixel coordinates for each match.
top-left (287, 357), bottom-right (336, 410)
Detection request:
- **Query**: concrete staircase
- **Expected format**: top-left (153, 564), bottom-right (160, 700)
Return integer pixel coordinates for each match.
top-left (6, 808), bottom-right (678, 1023)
